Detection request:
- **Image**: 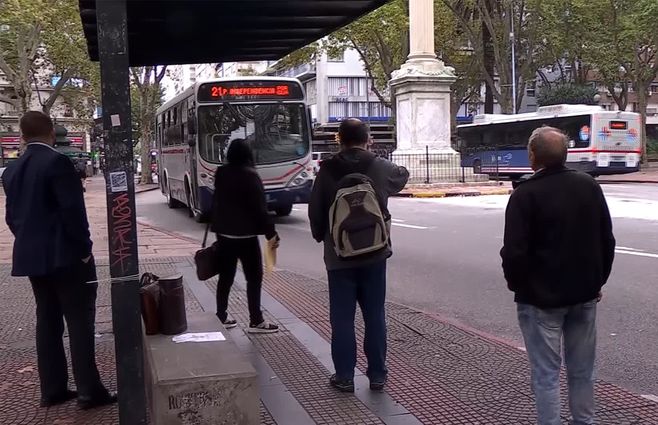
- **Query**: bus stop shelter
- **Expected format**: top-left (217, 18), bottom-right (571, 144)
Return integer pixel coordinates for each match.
top-left (78, 1), bottom-right (389, 423)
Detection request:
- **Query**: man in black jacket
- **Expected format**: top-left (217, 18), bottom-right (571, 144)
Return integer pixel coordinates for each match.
top-left (309, 119), bottom-right (409, 393)
top-left (3, 111), bottom-right (115, 409)
top-left (501, 126), bottom-right (615, 425)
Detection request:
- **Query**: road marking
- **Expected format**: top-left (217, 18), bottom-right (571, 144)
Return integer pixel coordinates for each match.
top-left (615, 249), bottom-right (658, 259)
top-left (642, 394), bottom-right (658, 403)
top-left (278, 224), bottom-right (311, 233)
top-left (392, 218), bottom-right (405, 223)
top-left (617, 246), bottom-right (643, 252)
top-left (391, 223), bottom-right (428, 230)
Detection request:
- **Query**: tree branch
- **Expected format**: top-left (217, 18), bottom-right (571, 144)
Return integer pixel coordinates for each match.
top-left (349, 38), bottom-right (390, 108)
top-left (156, 65), bottom-right (167, 83)
top-left (42, 68), bottom-right (73, 114)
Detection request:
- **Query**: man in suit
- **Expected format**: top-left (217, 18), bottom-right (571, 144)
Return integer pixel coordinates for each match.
top-left (501, 126), bottom-right (615, 425)
top-left (3, 111), bottom-right (116, 409)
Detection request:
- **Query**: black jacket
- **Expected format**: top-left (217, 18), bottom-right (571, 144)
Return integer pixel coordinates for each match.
top-left (210, 164), bottom-right (275, 239)
top-left (309, 148), bottom-right (409, 270)
top-left (500, 166), bottom-right (615, 308)
top-left (3, 143), bottom-right (93, 277)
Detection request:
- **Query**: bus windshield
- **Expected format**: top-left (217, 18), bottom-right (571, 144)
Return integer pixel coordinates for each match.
top-left (197, 103), bottom-right (309, 165)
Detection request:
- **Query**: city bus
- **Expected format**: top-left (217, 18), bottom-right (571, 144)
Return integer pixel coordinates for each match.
top-left (458, 104), bottom-right (642, 178)
top-left (156, 77), bottom-right (314, 221)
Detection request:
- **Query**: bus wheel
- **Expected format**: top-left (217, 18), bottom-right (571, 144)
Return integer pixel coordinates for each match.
top-left (473, 159), bottom-right (482, 174)
top-left (166, 183), bottom-right (181, 209)
top-left (185, 185), bottom-right (194, 218)
top-left (274, 204), bottom-right (293, 217)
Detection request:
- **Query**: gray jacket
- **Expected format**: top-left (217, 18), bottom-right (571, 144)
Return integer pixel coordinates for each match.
top-left (308, 148), bottom-right (409, 270)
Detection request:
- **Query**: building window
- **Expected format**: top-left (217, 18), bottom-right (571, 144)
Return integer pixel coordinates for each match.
top-left (327, 51), bottom-right (344, 62)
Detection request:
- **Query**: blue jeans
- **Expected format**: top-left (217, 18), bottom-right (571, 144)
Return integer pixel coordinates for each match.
top-left (517, 301), bottom-right (598, 425)
top-left (327, 261), bottom-right (387, 381)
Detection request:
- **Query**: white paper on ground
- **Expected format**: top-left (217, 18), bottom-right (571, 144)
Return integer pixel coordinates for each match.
top-left (172, 332), bottom-right (226, 343)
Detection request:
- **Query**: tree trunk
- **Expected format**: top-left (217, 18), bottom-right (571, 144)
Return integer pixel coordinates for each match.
top-left (139, 100), bottom-right (153, 184)
top-left (482, 0), bottom-right (495, 113)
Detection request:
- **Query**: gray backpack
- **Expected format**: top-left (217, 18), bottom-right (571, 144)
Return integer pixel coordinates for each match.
top-left (329, 170), bottom-right (390, 259)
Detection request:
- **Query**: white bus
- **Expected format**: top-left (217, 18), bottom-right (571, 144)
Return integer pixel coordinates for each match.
top-left (458, 104), bottom-right (642, 178)
top-left (156, 77), bottom-right (314, 221)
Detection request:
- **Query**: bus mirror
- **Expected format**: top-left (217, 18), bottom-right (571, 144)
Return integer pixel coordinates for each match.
top-left (188, 137), bottom-right (196, 147)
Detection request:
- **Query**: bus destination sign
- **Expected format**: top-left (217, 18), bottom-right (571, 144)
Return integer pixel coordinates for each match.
top-left (198, 81), bottom-right (304, 102)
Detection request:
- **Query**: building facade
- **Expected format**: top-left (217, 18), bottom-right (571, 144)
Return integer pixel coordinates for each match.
top-left (267, 48), bottom-right (392, 125)
top-left (0, 71), bottom-right (89, 167)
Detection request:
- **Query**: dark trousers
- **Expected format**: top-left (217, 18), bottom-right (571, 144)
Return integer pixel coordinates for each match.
top-left (28, 259), bottom-right (108, 400)
top-left (215, 236), bottom-right (264, 326)
top-left (327, 260), bottom-right (388, 381)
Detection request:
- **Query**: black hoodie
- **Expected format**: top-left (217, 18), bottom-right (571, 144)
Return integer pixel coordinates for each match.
top-left (501, 166), bottom-right (616, 308)
top-left (308, 148), bottom-right (409, 270)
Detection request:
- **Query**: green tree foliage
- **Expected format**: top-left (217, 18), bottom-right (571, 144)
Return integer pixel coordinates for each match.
top-left (131, 66), bottom-right (166, 184)
top-left (0, 0), bottom-right (98, 119)
top-left (536, 84), bottom-right (598, 107)
top-left (584, 0), bottom-right (658, 161)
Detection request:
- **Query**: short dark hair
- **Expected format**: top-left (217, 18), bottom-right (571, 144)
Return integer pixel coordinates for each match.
top-left (226, 138), bottom-right (255, 167)
top-left (528, 126), bottom-right (568, 169)
top-left (338, 118), bottom-right (369, 148)
top-left (20, 111), bottom-right (54, 141)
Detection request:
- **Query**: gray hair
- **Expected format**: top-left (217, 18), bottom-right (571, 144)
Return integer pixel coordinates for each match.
top-left (528, 126), bottom-right (568, 169)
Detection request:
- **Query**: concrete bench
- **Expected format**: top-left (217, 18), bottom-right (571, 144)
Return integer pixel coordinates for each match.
top-left (144, 312), bottom-right (258, 425)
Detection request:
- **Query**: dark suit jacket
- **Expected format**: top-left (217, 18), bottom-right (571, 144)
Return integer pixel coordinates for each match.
top-left (3, 143), bottom-right (93, 277)
top-left (500, 166), bottom-right (615, 308)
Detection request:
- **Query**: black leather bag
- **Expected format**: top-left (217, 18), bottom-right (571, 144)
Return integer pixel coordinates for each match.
top-left (194, 223), bottom-right (218, 281)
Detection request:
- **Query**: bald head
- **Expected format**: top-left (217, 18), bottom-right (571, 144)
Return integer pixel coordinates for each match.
top-left (528, 126), bottom-right (568, 171)
top-left (338, 118), bottom-right (369, 149)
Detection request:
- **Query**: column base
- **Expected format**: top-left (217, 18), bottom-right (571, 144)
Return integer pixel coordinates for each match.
top-left (391, 149), bottom-right (488, 184)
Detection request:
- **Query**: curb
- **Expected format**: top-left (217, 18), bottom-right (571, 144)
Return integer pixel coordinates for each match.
top-left (598, 180), bottom-right (658, 185)
top-left (135, 185), bottom-right (160, 194)
top-left (396, 188), bottom-right (512, 198)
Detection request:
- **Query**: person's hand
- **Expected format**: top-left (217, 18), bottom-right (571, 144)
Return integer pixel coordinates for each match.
top-left (597, 291), bottom-right (603, 302)
top-left (269, 233), bottom-right (280, 249)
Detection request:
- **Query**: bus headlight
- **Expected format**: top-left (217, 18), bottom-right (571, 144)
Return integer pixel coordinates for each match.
top-left (288, 170), bottom-right (311, 187)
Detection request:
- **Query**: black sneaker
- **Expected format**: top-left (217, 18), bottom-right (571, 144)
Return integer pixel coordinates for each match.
top-left (329, 374), bottom-right (354, 393)
top-left (77, 391), bottom-right (118, 410)
top-left (216, 313), bottom-right (237, 329)
top-left (41, 390), bottom-right (78, 407)
top-left (369, 377), bottom-right (387, 391)
top-left (222, 319), bottom-right (237, 329)
top-left (247, 321), bottom-right (279, 334)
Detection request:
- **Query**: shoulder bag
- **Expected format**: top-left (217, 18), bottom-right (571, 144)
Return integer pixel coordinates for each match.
top-left (194, 223), bottom-right (219, 281)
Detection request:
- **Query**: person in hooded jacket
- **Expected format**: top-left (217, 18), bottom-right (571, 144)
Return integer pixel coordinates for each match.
top-left (309, 118), bottom-right (409, 393)
top-left (210, 138), bottom-right (279, 334)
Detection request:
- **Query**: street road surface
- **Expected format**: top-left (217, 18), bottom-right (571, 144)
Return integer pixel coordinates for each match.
top-left (137, 183), bottom-right (658, 397)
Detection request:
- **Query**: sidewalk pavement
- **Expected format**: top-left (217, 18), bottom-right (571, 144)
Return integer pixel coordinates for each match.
top-left (397, 182), bottom-right (512, 198)
top-left (598, 168), bottom-right (658, 184)
top-left (2, 177), bottom-right (658, 424)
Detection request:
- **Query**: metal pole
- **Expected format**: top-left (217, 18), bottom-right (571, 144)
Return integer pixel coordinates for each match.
top-left (96, 1), bottom-right (147, 423)
top-left (365, 76), bottom-right (371, 131)
top-left (425, 145), bottom-right (430, 184)
top-left (510, 1), bottom-right (517, 114)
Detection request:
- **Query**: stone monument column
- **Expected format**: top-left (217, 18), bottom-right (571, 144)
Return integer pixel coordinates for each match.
top-left (390, 0), bottom-right (478, 182)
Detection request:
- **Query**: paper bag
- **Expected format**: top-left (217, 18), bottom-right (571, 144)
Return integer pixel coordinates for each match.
top-left (264, 236), bottom-right (278, 273)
